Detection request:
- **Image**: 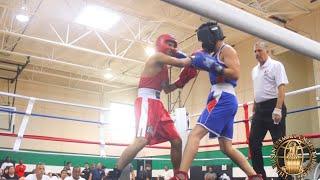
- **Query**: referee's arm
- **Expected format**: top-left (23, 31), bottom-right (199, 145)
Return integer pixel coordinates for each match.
top-left (275, 84), bottom-right (286, 109)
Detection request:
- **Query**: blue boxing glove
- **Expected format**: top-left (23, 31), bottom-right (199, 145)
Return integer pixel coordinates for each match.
top-left (175, 50), bottom-right (187, 59)
top-left (191, 51), bottom-right (224, 75)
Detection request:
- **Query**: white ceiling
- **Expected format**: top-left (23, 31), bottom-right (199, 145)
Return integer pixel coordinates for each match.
top-left (0, 0), bottom-right (319, 93)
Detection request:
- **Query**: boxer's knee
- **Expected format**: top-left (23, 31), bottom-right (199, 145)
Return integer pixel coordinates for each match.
top-left (170, 138), bottom-right (182, 149)
top-left (220, 142), bottom-right (232, 155)
top-left (189, 125), bottom-right (208, 140)
top-left (134, 137), bottom-right (149, 147)
top-left (220, 145), bottom-right (227, 155)
top-left (219, 137), bottom-right (237, 156)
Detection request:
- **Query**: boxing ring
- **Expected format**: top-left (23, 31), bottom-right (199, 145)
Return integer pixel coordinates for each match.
top-left (0, 84), bottom-right (319, 151)
top-left (0, 84), bottom-right (320, 178)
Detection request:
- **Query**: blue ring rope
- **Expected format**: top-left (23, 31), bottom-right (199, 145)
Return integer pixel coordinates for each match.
top-left (287, 105), bottom-right (320, 114)
top-left (0, 108), bottom-right (102, 125)
top-left (1, 105), bottom-right (319, 125)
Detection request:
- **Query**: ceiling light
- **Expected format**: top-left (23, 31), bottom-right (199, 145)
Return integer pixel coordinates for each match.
top-left (145, 47), bottom-right (155, 56)
top-left (75, 5), bottom-right (120, 31)
top-left (104, 73), bottom-right (114, 80)
top-left (104, 68), bottom-right (114, 80)
top-left (16, 14), bottom-right (29, 22)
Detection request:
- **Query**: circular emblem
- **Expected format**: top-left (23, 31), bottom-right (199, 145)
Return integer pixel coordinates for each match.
top-left (270, 135), bottom-right (317, 179)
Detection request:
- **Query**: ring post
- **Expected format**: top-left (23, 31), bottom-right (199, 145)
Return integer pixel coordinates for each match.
top-left (13, 98), bottom-right (35, 151)
top-left (243, 103), bottom-right (251, 159)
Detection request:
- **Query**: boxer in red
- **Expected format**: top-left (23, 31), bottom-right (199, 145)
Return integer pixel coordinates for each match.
top-left (112, 34), bottom-right (196, 179)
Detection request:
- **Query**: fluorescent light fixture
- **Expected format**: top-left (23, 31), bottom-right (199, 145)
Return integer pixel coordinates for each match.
top-left (16, 14), bottom-right (29, 22)
top-left (75, 5), bottom-right (120, 30)
top-left (104, 73), bottom-right (114, 80)
top-left (145, 47), bottom-right (155, 56)
top-left (104, 68), bottom-right (114, 80)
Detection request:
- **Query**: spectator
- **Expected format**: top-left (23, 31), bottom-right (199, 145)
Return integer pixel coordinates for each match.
top-left (136, 166), bottom-right (146, 180)
top-left (81, 163), bottom-right (90, 180)
top-left (3, 167), bottom-right (9, 177)
top-left (219, 173), bottom-right (230, 180)
top-left (4, 166), bottom-right (19, 180)
top-left (88, 163), bottom-right (104, 180)
top-left (204, 167), bottom-right (217, 180)
top-left (65, 167), bottom-right (84, 180)
top-left (15, 160), bottom-right (26, 178)
top-left (119, 164), bottom-right (133, 180)
top-left (204, 173), bottom-right (217, 180)
top-left (1, 157), bottom-right (14, 170)
top-left (159, 166), bottom-right (172, 180)
top-left (59, 170), bottom-right (68, 180)
top-left (101, 166), bottom-right (106, 180)
top-left (47, 171), bottom-right (58, 180)
top-left (63, 163), bottom-right (72, 176)
top-left (89, 164), bottom-right (95, 173)
top-left (25, 163), bottom-right (50, 180)
top-left (130, 168), bottom-right (135, 180)
top-left (145, 164), bottom-right (152, 180)
top-left (0, 169), bottom-right (5, 180)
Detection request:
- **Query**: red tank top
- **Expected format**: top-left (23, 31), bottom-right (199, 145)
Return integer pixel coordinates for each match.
top-left (138, 65), bottom-right (169, 91)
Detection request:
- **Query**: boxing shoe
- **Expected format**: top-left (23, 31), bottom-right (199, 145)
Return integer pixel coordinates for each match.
top-left (170, 171), bottom-right (188, 180)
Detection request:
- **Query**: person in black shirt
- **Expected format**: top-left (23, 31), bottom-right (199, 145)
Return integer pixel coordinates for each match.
top-left (81, 163), bottom-right (90, 180)
top-left (4, 166), bottom-right (19, 180)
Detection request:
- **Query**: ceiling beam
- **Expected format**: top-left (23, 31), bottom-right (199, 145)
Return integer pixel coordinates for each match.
top-left (0, 50), bottom-right (137, 88)
top-left (19, 78), bottom-right (102, 95)
top-left (0, 29), bottom-right (145, 64)
top-left (25, 68), bottom-right (122, 88)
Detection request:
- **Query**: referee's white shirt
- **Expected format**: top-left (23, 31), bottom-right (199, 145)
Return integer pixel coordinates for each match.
top-left (252, 57), bottom-right (289, 103)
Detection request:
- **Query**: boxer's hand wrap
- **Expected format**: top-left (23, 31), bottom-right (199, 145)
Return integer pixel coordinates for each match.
top-left (272, 107), bottom-right (282, 124)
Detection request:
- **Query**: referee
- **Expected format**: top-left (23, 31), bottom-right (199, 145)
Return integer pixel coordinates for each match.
top-left (249, 41), bottom-right (289, 180)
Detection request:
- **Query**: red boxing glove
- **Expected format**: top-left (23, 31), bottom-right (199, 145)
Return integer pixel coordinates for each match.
top-left (174, 66), bottom-right (197, 88)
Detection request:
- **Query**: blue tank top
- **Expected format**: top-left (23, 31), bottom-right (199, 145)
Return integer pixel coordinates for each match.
top-left (209, 44), bottom-right (237, 87)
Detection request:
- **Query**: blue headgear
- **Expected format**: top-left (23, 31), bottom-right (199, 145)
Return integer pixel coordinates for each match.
top-left (196, 22), bottom-right (224, 53)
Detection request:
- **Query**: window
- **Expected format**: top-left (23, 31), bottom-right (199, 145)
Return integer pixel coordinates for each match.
top-left (108, 103), bottom-right (135, 143)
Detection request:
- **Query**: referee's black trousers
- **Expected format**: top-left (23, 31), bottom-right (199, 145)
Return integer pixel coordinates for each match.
top-left (249, 98), bottom-right (286, 180)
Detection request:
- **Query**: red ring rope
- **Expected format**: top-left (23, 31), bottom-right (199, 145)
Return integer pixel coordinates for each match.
top-left (2, 132), bottom-right (320, 149)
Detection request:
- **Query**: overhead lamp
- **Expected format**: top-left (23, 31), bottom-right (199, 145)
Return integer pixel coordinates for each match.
top-left (75, 5), bottom-right (120, 31)
top-left (16, 14), bottom-right (29, 22)
top-left (145, 47), bottom-right (155, 56)
top-left (104, 68), bottom-right (114, 80)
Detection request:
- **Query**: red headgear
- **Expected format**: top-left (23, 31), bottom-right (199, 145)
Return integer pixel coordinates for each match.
top-left (155, 34), bottom-right (177, 55)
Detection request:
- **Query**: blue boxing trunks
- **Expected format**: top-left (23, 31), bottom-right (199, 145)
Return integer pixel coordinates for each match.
top-left (197, 83), bottom-right (238, 140)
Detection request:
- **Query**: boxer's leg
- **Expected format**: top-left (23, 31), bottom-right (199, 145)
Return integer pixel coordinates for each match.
top-left (157, 121), bottom-right (182, 171)
top-left (116, 137), bottom-right (148, 170)
top-left (172, 125), bottom-right (208, 180)
top-left (179, 125), bottom-right (208, 172)
top-left (169, 138), bottom-right (182, 171)
top-left (218, 137), bottom-right (256, 176)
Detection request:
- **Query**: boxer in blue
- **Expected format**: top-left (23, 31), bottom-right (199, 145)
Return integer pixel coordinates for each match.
top-left (171, 22), bottom-right (262, 180)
